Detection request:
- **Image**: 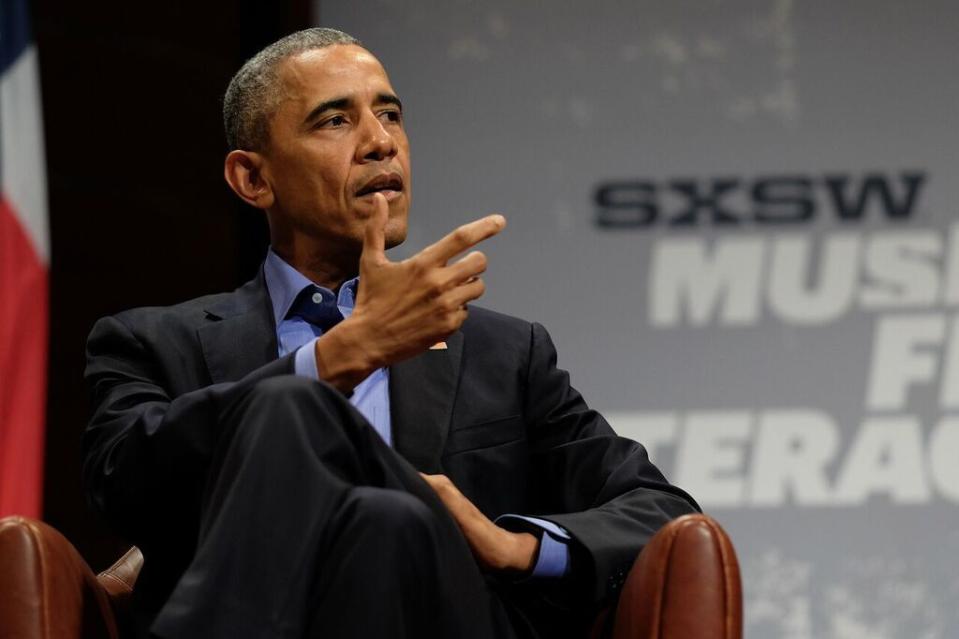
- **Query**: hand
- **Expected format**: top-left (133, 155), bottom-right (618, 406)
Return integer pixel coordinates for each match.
top-left (420, 473), bottom-right (539, 574)
top-left (316, 193), bottom-right (505, 391)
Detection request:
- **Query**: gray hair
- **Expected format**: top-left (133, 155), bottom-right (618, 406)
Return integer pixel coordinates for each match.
top-left (223, 27), bottom-right (361, 151)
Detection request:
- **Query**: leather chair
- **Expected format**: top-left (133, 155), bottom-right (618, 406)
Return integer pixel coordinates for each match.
top-left (0, 513), bottom-right (741, 638)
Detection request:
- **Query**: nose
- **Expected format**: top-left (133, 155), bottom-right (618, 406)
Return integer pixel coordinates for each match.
top-left (356, 111), bottom-right (397, 163)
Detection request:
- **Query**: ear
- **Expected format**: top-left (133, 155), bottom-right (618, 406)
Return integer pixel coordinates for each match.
top-left (224, 150), bottom-right (275, 209)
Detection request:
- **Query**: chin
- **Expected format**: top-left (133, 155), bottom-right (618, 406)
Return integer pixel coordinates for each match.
top-left (383, 217), bottom-right (408, 249)
top-left (384, 228), bottom-right (408, 249)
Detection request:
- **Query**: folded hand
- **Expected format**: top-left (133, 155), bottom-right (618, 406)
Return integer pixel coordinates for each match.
top-left (420, 472), bottom-right (538, 574)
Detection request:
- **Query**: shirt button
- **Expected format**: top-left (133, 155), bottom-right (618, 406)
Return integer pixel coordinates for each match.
top-left (312, 292), bottom-right (323, 304)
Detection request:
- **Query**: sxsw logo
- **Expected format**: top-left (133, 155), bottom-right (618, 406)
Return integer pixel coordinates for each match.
top-left (594, 172), bottom-right (927, 228)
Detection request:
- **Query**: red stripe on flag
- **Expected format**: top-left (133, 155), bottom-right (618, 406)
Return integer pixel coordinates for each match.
top-left (0, 193), bottom-right (47, 518)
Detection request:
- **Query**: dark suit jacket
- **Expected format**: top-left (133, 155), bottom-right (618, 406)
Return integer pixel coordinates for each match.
top-left (83, 269), bottom-right (698, 626)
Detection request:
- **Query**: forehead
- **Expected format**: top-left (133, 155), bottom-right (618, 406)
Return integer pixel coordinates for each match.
top-left (277, 44), bottom-right (395, 107)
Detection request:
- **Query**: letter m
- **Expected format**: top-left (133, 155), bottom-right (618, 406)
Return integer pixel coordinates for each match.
top-left (650, 237), bottom-right (765, 327)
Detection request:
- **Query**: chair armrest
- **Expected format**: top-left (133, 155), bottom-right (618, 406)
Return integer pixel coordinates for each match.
top-left (0, 516), bottom-right (119, 639)
top-left (96, 546), bottom-right (143, 605)
top-left (612, 513), bottom-right (742, 639)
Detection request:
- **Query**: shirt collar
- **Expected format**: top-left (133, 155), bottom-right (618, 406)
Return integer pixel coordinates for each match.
top-left (263, 248), bottom-right (359, 327)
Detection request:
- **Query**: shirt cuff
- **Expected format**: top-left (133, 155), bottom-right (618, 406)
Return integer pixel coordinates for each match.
top-left (293, 338), bottom-right (320, 380)
top-left (496, 514), bottom-right (571, 579)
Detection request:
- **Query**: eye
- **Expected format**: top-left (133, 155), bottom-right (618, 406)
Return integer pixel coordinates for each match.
top-left (379, 109), bottom-right (403, 124)
top-left (319, 114), bottom-right (348, 128)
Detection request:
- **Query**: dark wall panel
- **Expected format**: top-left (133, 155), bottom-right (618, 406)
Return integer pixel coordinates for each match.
top-left (34, 0), bottom-right (309, 570)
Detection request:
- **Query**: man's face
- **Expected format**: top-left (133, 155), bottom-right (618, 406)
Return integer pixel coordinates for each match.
top-left (261, 44), bottom-right (411, 252)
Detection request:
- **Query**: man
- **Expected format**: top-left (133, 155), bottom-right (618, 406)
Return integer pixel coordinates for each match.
top-left (83, 28), bottom-right (698, 639)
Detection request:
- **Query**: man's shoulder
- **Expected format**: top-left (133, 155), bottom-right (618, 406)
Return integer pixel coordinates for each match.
top-left (94, 276), bottom-right (264, 339)
top-left (460, 305), bottom-right (542, 350)
top-left (111, 292), bottom-right (222, 324)
top-left (463, 305), bottom-right (532, 332)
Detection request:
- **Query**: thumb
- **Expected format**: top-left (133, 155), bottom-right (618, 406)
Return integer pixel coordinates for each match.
top-left (362, 192), bottom-right (389, 266)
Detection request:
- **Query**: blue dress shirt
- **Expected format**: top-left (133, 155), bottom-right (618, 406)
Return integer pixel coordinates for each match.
top-left (263, 249), bottom-right (570, 578)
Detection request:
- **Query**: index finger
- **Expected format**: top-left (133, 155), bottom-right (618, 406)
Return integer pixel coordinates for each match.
top-left (361, 192), bottom-right (390, 266)
top-left (419, 214), bottom-right (507, 265)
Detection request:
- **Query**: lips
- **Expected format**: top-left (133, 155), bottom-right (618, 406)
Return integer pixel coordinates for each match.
top-left (356, 173), bottom-right (404, 197)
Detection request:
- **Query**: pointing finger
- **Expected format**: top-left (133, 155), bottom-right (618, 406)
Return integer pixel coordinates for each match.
top-left (362, 192), bottom-right (390, 265)
top-left (419, 214), bottom-right (506, 265)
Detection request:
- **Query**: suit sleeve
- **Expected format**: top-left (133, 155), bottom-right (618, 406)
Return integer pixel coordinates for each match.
top-left (82, 314), bottom-right (295, 549)
top-left (523, 321), bottom-right (701, 605)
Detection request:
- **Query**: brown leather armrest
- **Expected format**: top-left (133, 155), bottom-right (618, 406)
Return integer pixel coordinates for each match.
top-left (0, 516), bottom-right (119, 639)
top-left (96, 546), bottom-right (143, 605)
top-left (3, 513), bottom-right (738, 639)
top-left (611, 513), bottom-right (742, 639)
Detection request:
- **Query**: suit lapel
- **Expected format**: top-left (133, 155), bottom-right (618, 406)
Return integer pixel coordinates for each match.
top-left (197, 271), bottom-right (279, 383)
top-left (390, 332), bottom-right (464, 474)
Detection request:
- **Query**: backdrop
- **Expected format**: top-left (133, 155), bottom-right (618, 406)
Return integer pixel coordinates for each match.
top-left (320, 1), bottom-right (959, 637)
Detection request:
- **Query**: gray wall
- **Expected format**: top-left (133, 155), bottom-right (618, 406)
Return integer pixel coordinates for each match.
top-left (319, 2), bottom-right (959, 636)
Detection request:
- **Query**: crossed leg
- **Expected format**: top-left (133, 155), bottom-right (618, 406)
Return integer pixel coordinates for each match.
top-left (151, 375), bottom-right (517, 639)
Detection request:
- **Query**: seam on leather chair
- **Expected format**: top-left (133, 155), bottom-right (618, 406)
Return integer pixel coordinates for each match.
top-left (115, 547), bottom-right (139, 584)
top-left (33, 518), bottom-right (56, 638)
top-left (36, 520), bottom-right (52, 639)
top-left (697, 515), bottom-right (740, 639)
top-left (713, 518), bottom-right (738, 639)
top-left (98, 572), bottom-right (130, 592)
top-left (652, 518), bottom-right (682, 639)
top-left (711, 518), bottom-right (731, 639)
top-left (662, 517), bottom-right (695, 639)
top-left (10, 516), bottom-right (52, 638)
top-left (700, 517), bottom-right (727, 639)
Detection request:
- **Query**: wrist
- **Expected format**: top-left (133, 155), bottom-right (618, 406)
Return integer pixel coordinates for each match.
top-left (314, 318), bottom-right (380, 391)
top-left (508, 531), bottom-right (540, 574)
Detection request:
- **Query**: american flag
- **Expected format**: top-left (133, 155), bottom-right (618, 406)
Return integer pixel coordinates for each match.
top-left (0, 0), bottom-right (49, 518)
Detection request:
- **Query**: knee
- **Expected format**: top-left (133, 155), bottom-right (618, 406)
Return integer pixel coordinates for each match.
top-left (226, 375), bottom-right (348, 445)
top-left (241, 375), bottom-right (346, 421)
top-left (345, 487), bottom-right (438, 543)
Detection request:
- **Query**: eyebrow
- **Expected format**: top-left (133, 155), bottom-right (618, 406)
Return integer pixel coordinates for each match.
top-left (302, 93), bottom-right (404, 126)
